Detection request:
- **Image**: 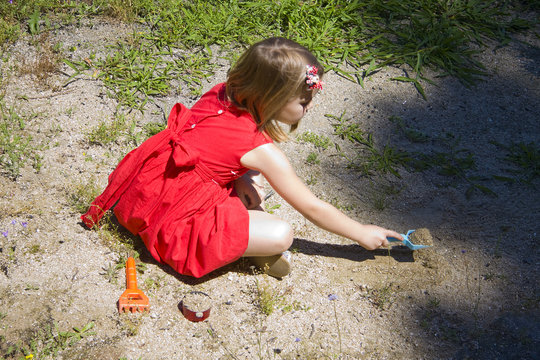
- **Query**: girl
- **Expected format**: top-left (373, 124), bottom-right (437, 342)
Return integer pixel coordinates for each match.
top-left (82, 37), bottom-right (403, 279)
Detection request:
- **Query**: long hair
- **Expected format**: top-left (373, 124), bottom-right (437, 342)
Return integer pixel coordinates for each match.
top-left (226, 37), bottom-right (324, 142)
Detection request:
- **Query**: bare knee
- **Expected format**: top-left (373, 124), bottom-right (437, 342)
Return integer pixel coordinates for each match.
top-left (271, 220), bottom-right (293, 253)
top-left (246, 211), bottom-right (294, 256)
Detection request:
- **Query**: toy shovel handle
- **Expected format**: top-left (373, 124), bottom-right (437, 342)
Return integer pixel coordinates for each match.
top-left (387, 235), bottom-right (405, 243)
top-left (126, 257), bottom-right (138, 290)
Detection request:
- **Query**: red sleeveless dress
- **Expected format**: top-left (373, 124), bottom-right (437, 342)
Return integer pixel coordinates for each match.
top-left (81, 83), bottom-right (273, 277)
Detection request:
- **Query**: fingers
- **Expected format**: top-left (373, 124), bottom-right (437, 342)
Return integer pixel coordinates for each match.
top-left (385, 230), bottom-right (403, 241)
top-left (379, 229), bottom-right (402, 248)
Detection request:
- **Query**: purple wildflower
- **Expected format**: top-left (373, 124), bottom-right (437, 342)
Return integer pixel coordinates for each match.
top-left (295, 337), bottom-right (301, 342)
top-left (22, 222), bottom-right (28, 228)
top-left (2, 230), bottom-right (7, 237)
top-left (461, 250), bottom-right (466, 254)
top-left (328, 294), bottom-right (338, 301)
top-left (11, 220), bottom-right (16, 225)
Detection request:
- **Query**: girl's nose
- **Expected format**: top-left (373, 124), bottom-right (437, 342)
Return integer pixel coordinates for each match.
top-left (305, 101), bottom-right (314, 111)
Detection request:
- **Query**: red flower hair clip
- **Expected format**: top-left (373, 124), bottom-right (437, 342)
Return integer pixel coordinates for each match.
top-left (305, 65), bottom-right (323, 90)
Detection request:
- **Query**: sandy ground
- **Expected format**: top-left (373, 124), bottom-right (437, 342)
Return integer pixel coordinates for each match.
top-left (0, 18), bottom-right (539, 359)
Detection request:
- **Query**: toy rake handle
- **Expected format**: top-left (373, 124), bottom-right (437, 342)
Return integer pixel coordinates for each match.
top-left (126, 257), bottom-right (138, 290)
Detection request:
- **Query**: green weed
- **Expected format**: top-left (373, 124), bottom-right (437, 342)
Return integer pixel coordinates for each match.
top-left (143, 275), bottom-right (165, 294)
top-left (390, 115), bottom-right (429, 143)
top-left (0, 321), bottom-right (95, 359)
top-left (306, 152), bottom-right (320, 165)
top-left (87, 114), bottom-right (131, 146)
top-left (142, 121), bottom-right (166, 138)
top-left (264, 203), bottom-right (281, 214)
top-left (55, 0), bottom-right (534, 112)
top-left (67, 176), bottom-right (102, 214)
top-left (20, 33), bottom-right (63, 83)
top-left (2, 0), bottom-right (535, 105)
top-left (297, 131), bottom-right (332, 150)
top-left (328, 112), bottom-right (410, 177)
top-left (253, 278), bottom-right (305, 316)
top-left (0, 101), bottom-right (42, 179)
top-left (365, 283), bottom-right (395, 311)
top-left (118, 313), bottom-right (143, 337)
top-left (255, 278), bottom-right (284, 316)
top-left (413, 133), bottom-right (496, 198)
top-left (100, 262), bottom-right (119, 284)
top-left (368, 181), bottom-right (402, 211)
top-left (96, 213), bottom-right (141, 255)
top-left (491, 140), bottom-right (539, 184)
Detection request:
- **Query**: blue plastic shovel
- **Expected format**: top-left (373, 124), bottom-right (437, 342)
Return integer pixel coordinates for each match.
top-left (387, 229), bottom-right (430, 250)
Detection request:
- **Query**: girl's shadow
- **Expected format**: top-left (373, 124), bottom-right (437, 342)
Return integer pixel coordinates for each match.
top-left (81, 216), bottom-right (413, 284)
top-left (291, 237), bottom-right (415, 263)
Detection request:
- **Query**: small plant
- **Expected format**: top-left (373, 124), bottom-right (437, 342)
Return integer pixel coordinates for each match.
top-left (142, 121), bottom-right (167, 138)
top-left (96, 213), bottom-right (140, 255)
top-left (0, 321), bottom-right (95, 359)
top-left (264, 202), bottom-right (281, 214)
top-left (68, 176), bottom-right (102, 214)
top-left (0, 101), bottom-right (42, 178)
top-left (411, 133), bottom-right (496, 198)
top-left (100, 262), bottom-right (119, 284)
top-left (368, 181), bottom-right (402, 211)
top-left (87, 113), bottom-right (135, 146)
top-left (58, 322), bottom-right (96, 346)
top-left (254, 278), bottom-right (285, 316)
top-left (118, 313), bottom-right (143, 337)
top-left (327, 112), bottom-right (410, 178)
top-left (491, 140), bottom-right (539, 184)
top-left (306, 173), bottom-right (318, 185)
top-left (390, 115), bottom-right (429, 143)
top-left (297, 131), bottom-right (332, 150)
top-left (365, 283), bottom-right (395, 311)
top-left (305, 152), bottom-right (320, 165)
top-left (27, 244), bottom-right (41, 255)
top-left (143, 275), bottom-right (165, 294)
top-left (20, 34), bottom-right (62, 82)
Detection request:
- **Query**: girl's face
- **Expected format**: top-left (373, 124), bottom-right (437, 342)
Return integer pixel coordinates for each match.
top-left (275, 89), bottom-right (317, 125)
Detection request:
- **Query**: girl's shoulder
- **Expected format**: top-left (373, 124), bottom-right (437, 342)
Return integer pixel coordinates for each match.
top-left (191, 83), bottom-right (227, 112)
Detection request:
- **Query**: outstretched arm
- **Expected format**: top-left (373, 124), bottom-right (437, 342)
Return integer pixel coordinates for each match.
top-left (240, 143), bottom-right (403, 250)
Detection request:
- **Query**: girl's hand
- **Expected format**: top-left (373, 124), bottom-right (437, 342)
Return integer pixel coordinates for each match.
top-left (356, 224), bottom-right (403, 250)
top-left (234, 170), bottom-right (266, 210)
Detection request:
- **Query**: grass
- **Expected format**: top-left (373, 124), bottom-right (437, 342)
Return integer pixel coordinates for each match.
top-left (327, 112), bottom-right (411, 178)
top-left (368, 181), bottom-right (402, 211)
top-left (2, 0), bottom-right (532, 111)
top-left (0, 100), bottom-right (43, 179)
top-left (491, 140), bottom-right (540, 184)
top-left (67, 176), bottom-right (102, 214)
top-left (254, 277), bottom-right (286, 316)
top-left (297, 131), bottom-right (332, 150)
top-left (0, 320), bottom-right (95, 360)
top-left (253, 278), bottom-right (307, 316)
top-left (410, 132), bottom-right (497, 198)
top-left (364, 283), bottom-right (395, 311)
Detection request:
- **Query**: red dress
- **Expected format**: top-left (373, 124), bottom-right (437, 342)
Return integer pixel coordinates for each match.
top-left (81, 83), bottom-right (273, 277)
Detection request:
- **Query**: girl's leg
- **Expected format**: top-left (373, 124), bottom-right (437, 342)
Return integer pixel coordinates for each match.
top-left (243, 209), bottom-right (293, 256)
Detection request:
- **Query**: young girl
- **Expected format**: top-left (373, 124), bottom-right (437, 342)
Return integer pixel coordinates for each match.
top-left (82, 37), bottom-right (403, 279)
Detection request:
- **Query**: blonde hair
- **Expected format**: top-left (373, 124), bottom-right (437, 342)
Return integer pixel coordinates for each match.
top-left (226, 37), bottom-right (324, 142)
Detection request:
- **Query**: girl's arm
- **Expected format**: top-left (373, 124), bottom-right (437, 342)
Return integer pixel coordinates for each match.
top-left (241, 143), bottom-right (403, 250)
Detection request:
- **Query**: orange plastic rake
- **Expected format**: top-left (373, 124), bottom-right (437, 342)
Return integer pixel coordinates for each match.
top-left (118, 257), bottom-right (149, 313)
